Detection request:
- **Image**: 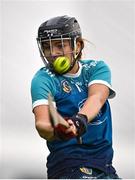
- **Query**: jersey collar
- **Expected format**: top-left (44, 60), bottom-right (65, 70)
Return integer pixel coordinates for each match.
top-left (63, 62), bottom-right (82, 78)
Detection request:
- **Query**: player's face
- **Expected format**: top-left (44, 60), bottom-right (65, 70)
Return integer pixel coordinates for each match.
top-left (42, 38), bottom-right (73, 63)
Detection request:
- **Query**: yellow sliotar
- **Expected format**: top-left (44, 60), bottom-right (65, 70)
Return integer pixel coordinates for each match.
top-left (53, 56), bottom-right (70, 74)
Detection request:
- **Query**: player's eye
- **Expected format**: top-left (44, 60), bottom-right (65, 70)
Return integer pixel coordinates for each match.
top-left (45, 46), bottom-right (50, 50)
top-left (55, 44), bottom-right (62, 49)
top-left (42, 43), bottom-right (50, 50)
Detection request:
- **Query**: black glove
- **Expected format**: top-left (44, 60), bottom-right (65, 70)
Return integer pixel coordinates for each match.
top-left (70, 113), bottom-right (88, 137)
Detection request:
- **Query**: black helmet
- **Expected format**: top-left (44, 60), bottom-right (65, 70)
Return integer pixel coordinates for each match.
top-left (37, 15), bottom-right (82, 41)
top-left (37, 15), bottom-right (82, 74)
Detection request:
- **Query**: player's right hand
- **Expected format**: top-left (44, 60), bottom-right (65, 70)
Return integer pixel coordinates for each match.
top-left (54, 120), bottom-right (77, 141)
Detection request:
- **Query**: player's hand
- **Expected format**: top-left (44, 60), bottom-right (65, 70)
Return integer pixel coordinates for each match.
top-left (54, 114), bottom-right (88, 141)
top-left (65, 119), bottom-right (77, 135)
top-left (69, 113), bottom-right (88, 137)
top-left (54, 121), bottom-right (77, 141)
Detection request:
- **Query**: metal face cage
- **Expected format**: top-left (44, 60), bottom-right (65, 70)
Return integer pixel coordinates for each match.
top-left (37, 35), bottom-right (78, 69)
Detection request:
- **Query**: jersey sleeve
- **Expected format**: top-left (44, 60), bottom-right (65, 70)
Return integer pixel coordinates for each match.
top-left (31, 73), bottom-right (56, 110)
top-left (88, 60), bottom-right (116, 98)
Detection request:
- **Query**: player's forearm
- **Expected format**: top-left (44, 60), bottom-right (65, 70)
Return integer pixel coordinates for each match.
top-left (35, 121), bottom-right (55, 141)
top-left (79, 94), bottom-right (105, 122)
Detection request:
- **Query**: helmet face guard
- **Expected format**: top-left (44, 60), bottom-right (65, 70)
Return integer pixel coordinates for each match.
top-left (37, 36), bottom-right (79, 71)
top-left (37, 16), bottom-right (82, 74)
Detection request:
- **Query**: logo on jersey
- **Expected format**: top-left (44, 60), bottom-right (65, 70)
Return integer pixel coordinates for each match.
top-left (61, 80), bottom-right (72, 93)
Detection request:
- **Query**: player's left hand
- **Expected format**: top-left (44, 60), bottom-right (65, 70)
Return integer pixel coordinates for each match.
top-left (69, 113), bottom-right (88, 137)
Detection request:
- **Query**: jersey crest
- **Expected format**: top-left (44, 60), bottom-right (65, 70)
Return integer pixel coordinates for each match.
top-left (61, 80), bottom-right (72, 93)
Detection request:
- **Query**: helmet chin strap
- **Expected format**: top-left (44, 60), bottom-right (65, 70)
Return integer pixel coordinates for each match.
top-left (68, 44), bottom-right (82, 73)
top-left (70, 53), bottom-right (80, 70)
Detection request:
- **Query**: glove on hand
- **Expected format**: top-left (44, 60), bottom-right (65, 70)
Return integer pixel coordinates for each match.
top-left (70, 113), bottom-right (88, 137)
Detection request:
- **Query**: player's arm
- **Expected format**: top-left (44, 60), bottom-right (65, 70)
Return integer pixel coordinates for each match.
top-left (79, 83), bottom-right (109, 122)
top-left (65, 84), bottom-right (109, 139)
top-left (33, 105), bottom-right (55, 141)
top-left (33, 104), bottom-right (77, 141)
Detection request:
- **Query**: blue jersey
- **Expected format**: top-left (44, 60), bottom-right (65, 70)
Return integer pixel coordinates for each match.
top-left (31, 60), bottom-right (116, 177)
